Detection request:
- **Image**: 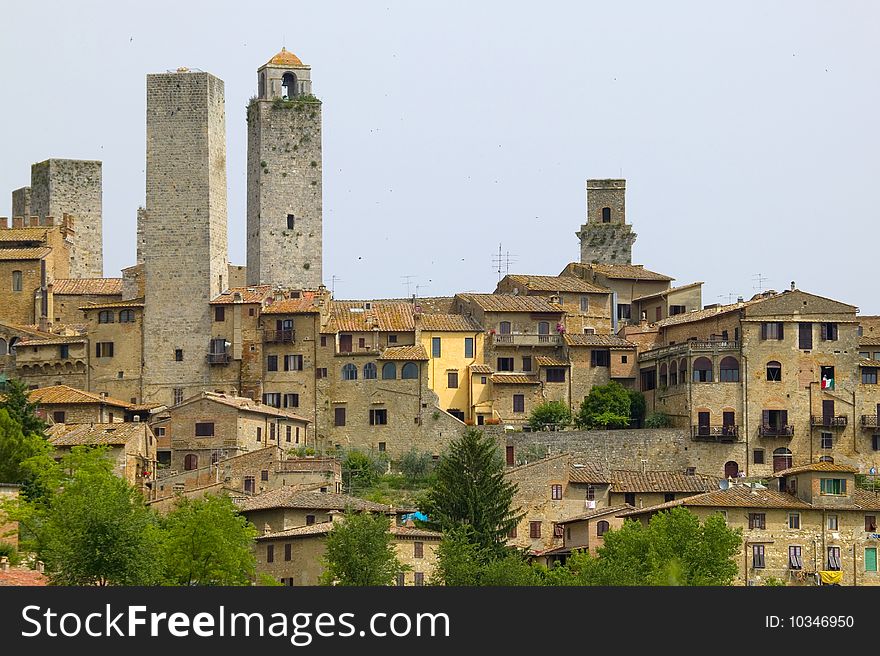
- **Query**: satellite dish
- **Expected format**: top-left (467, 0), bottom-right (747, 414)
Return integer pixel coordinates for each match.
top-left (871, 467), bottom-right (877, 476)
top-left (719, 480), bottom-right (730, 490)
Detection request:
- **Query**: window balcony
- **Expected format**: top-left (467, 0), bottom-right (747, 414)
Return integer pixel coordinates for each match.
top-left (206, 352), bottom-right (230, 365)
top-left (758, 424), bottom-right (795, 438)
top-left (692, 425), bottom-right (739, 442)
top-left (264, 329), bottom-right (295, 344)
top-left (810, 416), bottom-right (848, 429)
top-left (493, 334), bottom-right (563, 347)
top-left (861, 415), bottom-right (879, 429)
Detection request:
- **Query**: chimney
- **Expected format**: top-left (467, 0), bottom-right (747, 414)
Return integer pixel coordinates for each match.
top-left (38, 317), bottom-right (49, 332)
top-left (133, 415), bottom-right (141, 422)
top-left (790, 281), bottom-right (796, 291)
top-left (263, 523), bottom-right (272, 536)
top-left (737, 296), bottom-right (744, 303)
top-left (685, 467), bottom-right (696, 476)
top-left (0, 556), bottom-right (8, 571)
top-left (100, 391), bottom-right (108, 399)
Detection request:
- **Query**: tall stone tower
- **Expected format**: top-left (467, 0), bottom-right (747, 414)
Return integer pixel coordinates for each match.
top-left (576, 179), bottom-right (636, 265)
top-left (29, 159), bottom-right (103, 277)
top-left (246, 48), bottom-right (322, 289)
top-left (143, 68), bottom-right (229, 406)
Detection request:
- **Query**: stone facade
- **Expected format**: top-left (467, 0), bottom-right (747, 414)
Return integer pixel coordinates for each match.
top-left (576, 179), bottom-right (636, 265)
top-left (0, 484), bottom-right (20, 548)
top-left (247, 50), bottom-right (322, 288)
top-left (143, 69), bottom-right (229, 406)
top-left (11, 187), bottom-right (31, 219)
top-left (29, 159), bottom-right (103, 278)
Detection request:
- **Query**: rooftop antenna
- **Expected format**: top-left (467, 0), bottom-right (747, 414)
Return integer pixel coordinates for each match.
top-left (401, 275), bottom-right (416, 297)
top-left (492, 243), bottom-right (517, 282)
top-left (752, 273), bottom-right (768, 291)
top-left (330, 275), bottom-right (341, 297)
top-left (718, 292), bottom-right (738, 304)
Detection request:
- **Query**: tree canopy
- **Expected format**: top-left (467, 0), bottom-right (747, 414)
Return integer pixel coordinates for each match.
top-left (575, 381), bottom-right (632, 429)
top-left (528, 400), bottom-right (572, 431)
top-left (319, 511), bottom-right (406, 586)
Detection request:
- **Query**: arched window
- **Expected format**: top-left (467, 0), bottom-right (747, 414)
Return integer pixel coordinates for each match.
top-left (597, 520), bottom-right (610, 536)
top-left (0, 338), bottom-right (7, 356)
top-left (537, 321), bottom-right (550, 335)
top-left (11, 270), bottom-right (22, 292)
top-left (819, 456), bottom-right (834, 463)
top-left (766, 361), bottom-right (782, 381)
top-left (679, 359), bottom-right (687, 382)
top-left (363, 362), bottom-right (377, 380)
top-left (659, 363), bottom-right (668, 387)
top-left (184, 454), bottom-right (198, 471)
top-left (401, 362), bottom-right (419, 379)
top-left (601, 207), bottom-right (611, 223)
top-left (119, 310), bottom-right (135, 323)
top-left (773, 448), bottom-right (792, 472)
top-left (692, 357), bottom-right (713, 383)
top-left (669, 363), bottom-right (678, 386)
top-left (281, 72), bottom-right (297, 99)
top-left (98, 310), bottom-right (114, 324)
top-left (719, 357), bottom-right (740, 382)
top-left (381, 362), bottom-right (397, 380)
top-left (342, 363), bottom-right (358, 380)
top-left (499, 321), bottom-right (511, 335)
top-left (724, 461), bottom-right (739, 478)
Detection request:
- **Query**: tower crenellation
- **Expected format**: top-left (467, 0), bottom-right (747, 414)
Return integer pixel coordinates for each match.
top-left (576, 178), bottom-right (636, 265)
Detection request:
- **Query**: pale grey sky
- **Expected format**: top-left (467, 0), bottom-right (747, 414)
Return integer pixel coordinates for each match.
top-left (2, 1), bottom-right (878, 311)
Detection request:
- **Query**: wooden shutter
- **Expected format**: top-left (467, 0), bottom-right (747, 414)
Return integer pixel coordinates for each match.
top-left (761, 323), bottom-right (767, 340)
top-left (777, 323), bottom-right (784, 339)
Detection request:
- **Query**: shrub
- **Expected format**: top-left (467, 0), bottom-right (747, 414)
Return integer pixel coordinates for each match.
top-left (644, 412), bottom-right (672, 428)
top-left (528, 401), bottom-right (571, 431)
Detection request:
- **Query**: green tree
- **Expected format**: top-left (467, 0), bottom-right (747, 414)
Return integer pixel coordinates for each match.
top-left (527, 401), bottom-right (572, 431)
top-left (585, 507), bottom-right (741, 586)
top-left (36, 447), bottom-right (162, 585)
top-left (160, 495), bottom-right (258, 586)
top-left (644, 412), bottom-right (672, 428)
top-left (398, 448), bottom-right (435, 484)
top-left (627, 389), bottom-right (646, 427)
top-left (342, 449), bottom-right (387, 493)
top-left (1, 379), bottom-right (47, 437)
top-left (0, 408), bottom-right (51, 487)
top-left (422, 428), bottom-right (523, 555)
top-left (430, 528), bottom-right (490, 585)
top-left (574, 381), bottom-right (631, 429)
top-left (319, 511), bottom-right (406, 586)
top-left (479, 552), bottom-right (545, 586)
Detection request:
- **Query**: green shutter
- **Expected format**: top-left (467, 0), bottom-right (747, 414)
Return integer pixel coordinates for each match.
top-left (866, 548), bottom-right (877, 572)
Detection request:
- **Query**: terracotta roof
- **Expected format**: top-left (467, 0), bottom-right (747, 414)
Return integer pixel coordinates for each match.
top-left (489, 374), bottom-right (540, 385)
top-left (266, 47), bottom-right (305, 67)
top-left (172, 392), bottom-right (310, 422)
top-left (457, 294), bottom-right (563, 314)
top-left (0, 227), bottom-right (48, 242)
top-left (210, 285), bottom-right (273, 305)
top-left (47, 422), bottom-right (151, 447)
top-left (17, 336), bottom-right (86, 346)
top-left (29, 385), bottom-right (131, 408)
top-left (390, 525), bottom-right (443, 539)
top-left (127, 402), bottom-right (165, 412)
top-left (609, 470), bottom-right (720, 493)
top-left (239, 488), bottom-right (391, 513)
top-left (505, 453), bottom-right (572, 475)
top-left (851, 489), bottom-right (880, 511)
top-left (470, 364), bottom-right (493, 374)
top-left (327, 301), bottom-right (415, 332)
top-left (419, 314), bottom-right (482, 331)
top-left (51, 278), bottom-right (123, 295)
top-left (256, 523), bottom-right (334, 540)
top-left (632, 282), bottom-right (704, 303)
top-left (619, 485), bottom-right (813, 516)
top-left (564, 334), bottom-right (636, 349)
top-left (773, 462), bottom-right (859, 477)
top-left (578, 263), bottom-right (674, 282)
top-left (535, 356), bottom-right (570, 367)
top-left (502, 274), bottom-right (610, 295)
top-left (742, 289), bottom-right (857, 317)
top-left (261, 296), bottom-right (322, 314)
top-left (0, 247), bottom-right (51, 260)
top-left (568, 462), bottom-right (610, 484)
top-left (860, 338), bottom-right (880, 348)
top-left (379, 345), bottom-right (428, 361)
top-left (79, 298), bottom-right (144, 310)
top-left (653, 300), bottom-right (755, 328)
top-left (557, 504), bottom-right (634, 525)
top-left (0, 567), bottom-right (47, 586)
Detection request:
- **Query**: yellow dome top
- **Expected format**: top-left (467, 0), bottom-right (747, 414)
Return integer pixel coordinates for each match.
top-left (267, 47), bottom-right (304, 67)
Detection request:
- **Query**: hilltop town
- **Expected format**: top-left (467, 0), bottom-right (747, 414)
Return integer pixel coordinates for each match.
top-left (2, 48), bottom-right (880, 587)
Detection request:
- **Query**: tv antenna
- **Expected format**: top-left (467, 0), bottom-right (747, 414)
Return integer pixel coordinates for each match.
top-left (752, 273), bottom-right (769, 291)
top-left (330, 275), bottom-right (341, 297)
top-left (401, 275), bottom-right (416, 297)
top-left (718, 292), bottom-right (738, 304)
top-left (491, 243), bottom-right (517, 282)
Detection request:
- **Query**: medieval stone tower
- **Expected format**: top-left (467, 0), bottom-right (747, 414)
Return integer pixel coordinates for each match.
top-left (576, 179), bottom-right (636, 265)
top-left (246, 48), bottom-right (322, 289)
top-left (18, 158), bottom-right (103, 278)
top-left (143, 68), bottom-right (229, 406)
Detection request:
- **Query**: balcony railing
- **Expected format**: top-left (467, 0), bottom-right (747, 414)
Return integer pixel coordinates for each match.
top-left (861, 415), bottom-right (879, 429)
top-left (206, 352), bottom-right (230, 365)
top-left (758, 424), bottom-right (795, 438)
top-left (264, 329), bottom-right (295, 343)
top-left (810, 415), bottom-right (848, 429)
top-left (692, 425), bottom-right (739, 442)
top-left (639, 340), bottom-right (741, 363)
top-left (493, 334), bottom-right (563, 347)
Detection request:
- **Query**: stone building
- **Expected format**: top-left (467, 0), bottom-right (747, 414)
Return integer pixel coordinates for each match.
top-left (605, 469), bottom-right (720, 510)
top-left (43, 278), bottom-right (122, 325)
top-left (247, 48), bottom-right (322, 288)
top-left (622, 463), bottom-right (880, 586)
top-left (47, 421), bottom-right (157, 488)
top-left (29, 385), bottom-right (130, 424)
top-left (533, 505), bottom-right (631, 567)
top-left (575, 179), bottom-right (636, 266)
top-left (637, 288), bottom-right (880, 478)
top-left (143, 68), bottom-right (229, 407)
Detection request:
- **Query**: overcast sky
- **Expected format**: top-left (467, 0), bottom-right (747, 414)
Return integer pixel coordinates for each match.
top-left (2, 1), bottom-right (878, 312)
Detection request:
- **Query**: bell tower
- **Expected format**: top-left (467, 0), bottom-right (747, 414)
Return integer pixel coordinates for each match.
top-left (246, 48), bottom-right (322, 289)
top-left (576, 179), bottom-right (636, 265)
